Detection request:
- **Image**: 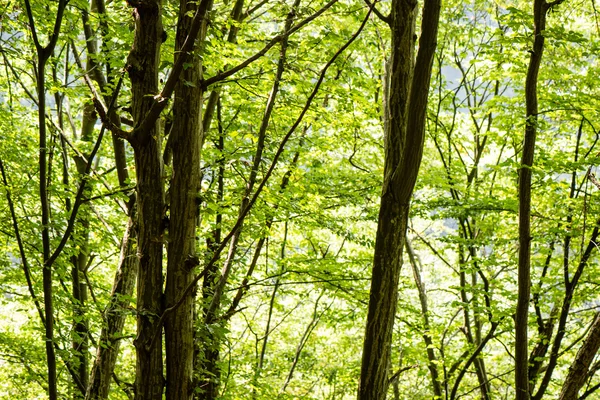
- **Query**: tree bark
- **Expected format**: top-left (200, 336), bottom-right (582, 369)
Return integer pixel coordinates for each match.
top-left (70, 37), bottom-right (97, 397)
top-left (164, 0), bottom-right (212, 399)
top-left (358, 0), bottom-right (440, 398)
top-left (558, 312), bottom-right (600, 400)
top-left (70, 177), bottom-right (90, 399)
top-left (23, 0), bottom-right (69, 397)
top-left (126, 1), bottom-right (165, 399)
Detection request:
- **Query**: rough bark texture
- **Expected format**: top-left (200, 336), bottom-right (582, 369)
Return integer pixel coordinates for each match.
top-left (82, 1), bottom-right (140, 397)
top-left (558, 313), bottom-right (600, 400)
top-left (126, 1), bottom-right (165, 399)
top-left (358, 0), bottom-right (440, 398)
top-left (516, 0), bottom-right (551, 397)
top-left (164, 0), bottom-right (212, 399)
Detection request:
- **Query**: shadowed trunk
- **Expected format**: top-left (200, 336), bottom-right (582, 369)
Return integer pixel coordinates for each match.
top-left (516, 0), bottom-right (563, 398)
top-left (24, 0), bottom-right (69, 397)
top-left (406, 239), bottom-right (442, 397)
top-left (80, 1), bottom-right (140, 397)
top-left (126, 1), bottom-right (165, 399)
top-left (358, 0), bottom-right (441, 398)
top-left (164, 0), bottom-right (212, 399)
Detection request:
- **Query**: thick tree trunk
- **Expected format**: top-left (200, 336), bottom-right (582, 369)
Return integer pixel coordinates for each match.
top-left (126, 1), bottom-right (165, 399)
top-left (131, 139), bottom-right (164, 400)
top-left (358, 0), bottom-right (440, 398)
top-left (360, 200), bottom-right (409, 400)
top-left (558, 312), bottom-right (600, 400)
top-left (132, 125), bottom-right (165, 400)
top-left (164, 0), bottom-right (212, 399)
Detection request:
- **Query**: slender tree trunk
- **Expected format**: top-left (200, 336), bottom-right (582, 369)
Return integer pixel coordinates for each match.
top-left (52, 53), bottom-right (91, 398)
top-left (24, 0), bottom-right (68, 396)
top-left (516, 0), bottom-right (560, 398)
top-left (37, 44), bottom-right (59, 400)
top-left (126, 1), bottom-right (165, 399)
top-left (83, 1), bottom-right (140, 393)
top-left (281, 291), bottom-right (326, 393)
top-left (531, 224), bottom-right (600, 400)
top-left (201, 0), bottom-right (244, 134)
top-left (164, 0), bottom-right (212, 399)
top-left (253, 221), bottom-right (287, 396)
top-left (70, 50), bottom-right (97, 399)
top-left (358, 0), bottom-right (440, 398)
top-left (86, 209), bottom-right (137, 400)
top-left (71, 209), bottom-right (90, 398)
top-left (196, 4), bottom-right (296, 397)
top-left (406, 240), bottom-right (442, 397)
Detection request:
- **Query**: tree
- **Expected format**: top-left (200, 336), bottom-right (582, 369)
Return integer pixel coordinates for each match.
top-left (515, 0), bottom-right (564, 397)
top-left (358, 0), bottom-right (441, 397)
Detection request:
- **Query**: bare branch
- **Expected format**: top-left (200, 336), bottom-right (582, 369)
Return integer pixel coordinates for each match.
top-left (363, 0), bottom-right (390, 23)
top-left (203, 0), bottom-right (338, 88)
top-left (46, 75), bottom-right (125, 267)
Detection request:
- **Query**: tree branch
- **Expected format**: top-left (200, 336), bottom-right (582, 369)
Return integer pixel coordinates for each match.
top-left (45, 75), bottom-right (124, 267)
top-left (202, 0), bottom-right (338, 88)
top-left (363, 0), bottom-right (390, 23)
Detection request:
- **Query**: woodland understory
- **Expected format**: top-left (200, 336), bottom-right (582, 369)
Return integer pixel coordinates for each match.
top-left (1, 0), bottom-right (600, 399)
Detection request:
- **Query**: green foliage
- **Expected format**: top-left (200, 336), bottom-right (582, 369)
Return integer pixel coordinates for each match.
top-left (1, 0), bottom-right (600, 398)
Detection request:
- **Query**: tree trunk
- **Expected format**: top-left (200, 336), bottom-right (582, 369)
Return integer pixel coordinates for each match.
top-left (70, 47), bottom-right (97, 398)
top-left (358, 0), bottom-right (440, 398)
top-left (86, 209), bottom-right (137, 400)
top-left (70, 190), bottom-right (90, 399)
top-left (126, 1), bottom-right (165, 399)
top-left (558, 312), bottom-right (600, 400)
top-left (83, 1), bottom-right (140, 393)
top-left (24, 0), bottom-right (69, 396)
top-left (164, 0), bottom-right (212, 399)
top-left (516, 0), bottom-right (558, 398)
top-left (195, 3), bottom-right (295, 397)
top-left (406, 240), bottom-right (442, 397)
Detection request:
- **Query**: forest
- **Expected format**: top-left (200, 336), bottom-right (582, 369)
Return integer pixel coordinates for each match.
top-left (0, 0), bottom-right (599, 399)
